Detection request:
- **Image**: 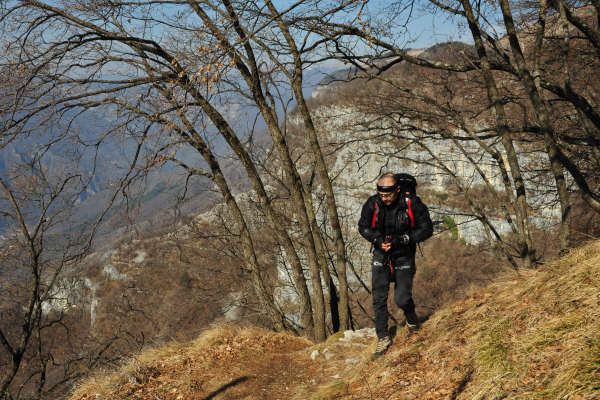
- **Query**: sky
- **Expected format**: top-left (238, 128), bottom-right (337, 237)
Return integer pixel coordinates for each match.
top-left (365, 0), bottom-right (477, 49)
top-left (404, 11), bottom-right (473, 48)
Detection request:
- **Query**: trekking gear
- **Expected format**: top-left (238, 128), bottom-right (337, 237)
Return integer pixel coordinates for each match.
top-left (371, 190), bottom-right (415, 230)
top-left (394, 173), bottom-right (417, 195)
top-left (406, 197), bottom-right (415, 228)
top-left (405, 308), bottom-right (419, 332)
top-left (371, 201), bottom-right (378, 228)
top-left (359, 174), bottom-right (433, 355)
top-left (372, 258), bottom-right (415, 339)
top-left (382, 236), bottom-right (394, 276)
top-left (374, 335), bottom-right (392, 358)
top-left (358, 174), bottom-right (433, 257)
top-left (396, 173), bottom-right (418, 227)
top-left (399, 233), bottom-right (410, 245)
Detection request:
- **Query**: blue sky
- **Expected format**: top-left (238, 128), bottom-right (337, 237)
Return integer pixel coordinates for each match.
top-left (404, 11), bottom-right (472, 48)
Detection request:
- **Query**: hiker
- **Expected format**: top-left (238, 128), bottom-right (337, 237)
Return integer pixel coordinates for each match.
top-left (358, 172), bottom-right (433, 358)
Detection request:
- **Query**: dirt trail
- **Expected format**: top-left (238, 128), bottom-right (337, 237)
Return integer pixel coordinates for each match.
top-left (72, 324), bottom-right (468, 400)
top-left (185, 328), bottom-right (379, 400)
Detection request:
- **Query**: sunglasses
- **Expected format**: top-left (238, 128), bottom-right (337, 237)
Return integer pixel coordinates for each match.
top-left (377, 184), bottom-right (398, 199)
top-left (378, 191), bottom-right (396, 199)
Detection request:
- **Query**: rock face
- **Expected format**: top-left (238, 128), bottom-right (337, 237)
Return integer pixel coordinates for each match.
top-left (263, 93), bottom-right (562, 320)
top-left (41, 277), bottom-right (99, 327)
top-left (300, 103), bottom-right (560, 244)
top-left (102, 264), bottom-right (130, 281)
top-left (163, 86), bottom-right (562, 324)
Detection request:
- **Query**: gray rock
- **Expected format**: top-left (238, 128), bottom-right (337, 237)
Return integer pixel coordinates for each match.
top-left (310, 349), bottom-right (320, 360)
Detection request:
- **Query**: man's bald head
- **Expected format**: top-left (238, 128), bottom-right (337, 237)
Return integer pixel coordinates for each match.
top-left (378, 172), bottom-right (396, 188)
top-left (377, 172), bottom-right (399, 205)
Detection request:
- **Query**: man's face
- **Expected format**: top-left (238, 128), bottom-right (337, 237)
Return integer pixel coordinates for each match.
top-left (377, 177), bottom-right (399, 206)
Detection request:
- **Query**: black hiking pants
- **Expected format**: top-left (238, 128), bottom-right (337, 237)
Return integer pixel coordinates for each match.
top-left (371, 254), bottom-right (417, 339)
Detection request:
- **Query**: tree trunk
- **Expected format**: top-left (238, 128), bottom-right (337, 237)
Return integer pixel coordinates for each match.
top-left (175, 110), bottom-right (287, 331)
top-left (461, 0), bottom-right (536, 266)
top-left (292, 85), bottom-right (349, 331)
top-left (264, 0), bottom-right (350, 331)
top-left (260, 107), bottom-right (327, 341)
top-left (498, 0), bottom-right (600, 217)
top-left (183, 85), bottom-right (315, 337)
top-left (195, 0), bottom-right (327, 341)
top-left (303, 187), bottom-right (341, 332)
top-left (536, 0), bottom-right (571, 252)
top-left (0, 353), bottom-right (22, 397)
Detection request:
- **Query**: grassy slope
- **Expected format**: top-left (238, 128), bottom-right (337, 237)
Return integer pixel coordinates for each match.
top-left (70, 241), bottom-right (600, 400)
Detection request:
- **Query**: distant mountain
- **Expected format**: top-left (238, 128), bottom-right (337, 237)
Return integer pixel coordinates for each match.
top-left (310, 42), bottom-right (474, 98)
top-left (0, 105), bottom-right (221, 239)
top-left (419, 41), bottom-right (475, 63)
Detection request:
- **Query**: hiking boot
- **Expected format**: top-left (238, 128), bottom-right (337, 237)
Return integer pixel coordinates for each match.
top-left (405, 310), bottom-right (419, 333)
top-left (373, 335), bottom-right (392, 358)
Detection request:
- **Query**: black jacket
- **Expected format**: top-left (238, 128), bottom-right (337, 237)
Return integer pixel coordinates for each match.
top-left (358, 194), bottom-right (433, 259)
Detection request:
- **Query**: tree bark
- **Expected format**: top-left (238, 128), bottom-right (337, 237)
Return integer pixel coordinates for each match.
top-left (539, 0), bottom-right (571, 251)
top-left (264, 0), bottom-right (350, 331)
top-left (200, 0), bottom-right (327, 340)
top-left (460, 0), bottom-right (536, 266)
top-left (302, 187), bottom-right (341, 332)
top-left (173, 107), bottom-right (288, 331)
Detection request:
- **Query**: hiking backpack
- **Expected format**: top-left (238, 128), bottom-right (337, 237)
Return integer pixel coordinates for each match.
top-left (394, 173), bottom-right (417, 196)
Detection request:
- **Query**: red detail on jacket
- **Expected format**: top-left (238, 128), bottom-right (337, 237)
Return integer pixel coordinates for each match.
top-left (372, 201), bottom-right (378, 228)
top-left (407, 197), bottom-right (415, 228)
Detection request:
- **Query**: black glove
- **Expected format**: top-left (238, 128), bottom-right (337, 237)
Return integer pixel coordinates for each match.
top-left (400, 233), bottom-right (411, 245)
top-left (392, 233), bottom-right (411, 247)
top-left (373, 236), bottom-right (384, 251)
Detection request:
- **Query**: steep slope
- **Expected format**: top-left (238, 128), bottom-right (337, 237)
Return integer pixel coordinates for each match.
top-left (333, 240), bottom-right (600, 400)
top-left (70, 240), bottom-right (600, 399)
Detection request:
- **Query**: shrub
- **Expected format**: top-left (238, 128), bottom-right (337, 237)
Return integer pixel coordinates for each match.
top-left (443, 215), bottom-right (459, 240)
top-left (412, 237), bottom-right (508, 319)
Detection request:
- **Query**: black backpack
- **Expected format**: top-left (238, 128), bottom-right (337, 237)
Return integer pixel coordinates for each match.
top-left (394, 173), bottom-right (417, 196)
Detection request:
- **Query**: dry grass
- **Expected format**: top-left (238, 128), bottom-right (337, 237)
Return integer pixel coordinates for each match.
top-left (70, 241), bottom-right (600, 400)
top-left (70, 323), bottom-right (313, 400)
top-left (330, 240), bottom-right (600, 400)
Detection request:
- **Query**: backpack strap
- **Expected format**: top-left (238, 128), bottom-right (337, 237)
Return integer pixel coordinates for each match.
top-left (371, 200), bottom-right (378, 228)
top-left (406, 197), bottom-right (415, 228)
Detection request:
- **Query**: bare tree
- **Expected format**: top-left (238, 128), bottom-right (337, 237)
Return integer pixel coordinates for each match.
top-left (0, 0), bottom-right (380, 341)
top-left (0, 128), bottom-right (137, 397)
top-left (233, 0), bottom-right (354, 330)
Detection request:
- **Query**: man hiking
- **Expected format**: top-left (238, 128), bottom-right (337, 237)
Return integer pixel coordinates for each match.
top-left (358, 172), bottom-right (433, 358)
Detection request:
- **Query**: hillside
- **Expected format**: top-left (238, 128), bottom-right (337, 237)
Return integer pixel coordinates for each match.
top-left (70, 240), bottom-right (600, 400)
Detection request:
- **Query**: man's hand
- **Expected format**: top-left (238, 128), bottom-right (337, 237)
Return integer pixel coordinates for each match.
top-left (374, 236), bottom-right (392, 252)
top-left (382, 235), bottom-right (392, 252)
top-left (381, 241), bottom-right (391, 252)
